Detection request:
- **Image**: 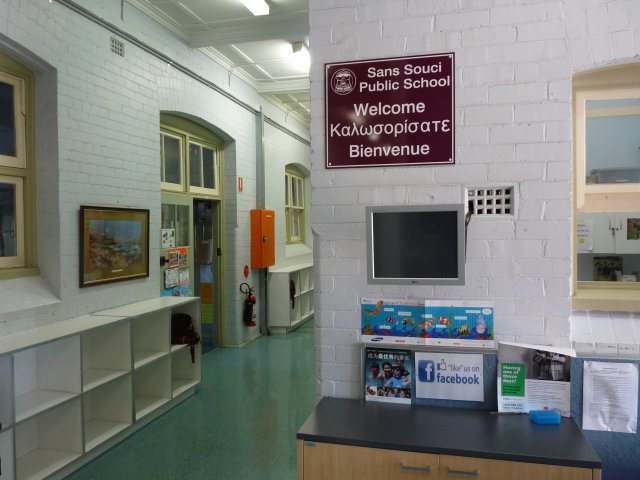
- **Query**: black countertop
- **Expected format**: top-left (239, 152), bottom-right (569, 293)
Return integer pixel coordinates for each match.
top-left (297, 397), bottom-right (601, 469)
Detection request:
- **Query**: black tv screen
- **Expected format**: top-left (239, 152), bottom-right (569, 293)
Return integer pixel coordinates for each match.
top-left (365, 205), bottom-right (465, 285)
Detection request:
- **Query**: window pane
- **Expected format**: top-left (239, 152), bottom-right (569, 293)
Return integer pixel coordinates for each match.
top-left (162, 135), bottom-right (181, 184)
top-left (0, 182), bottom-right (17, 257)
top-left (189, 143), bottom-right (202, 187)
top-left (202, 147), bottom-right (215, 189)
top-left (161, 203), bottom-right (190, 247)
top-left (291, 177), bottom-right (298, 206)
top-left (0, 81), bottom-right (16, 157)
top-left (285, 176), bottom-right (290, 206)
top-left (295, 178), bottom-right (304, 207)
top-left (290, 210), bottom-right (300, 239)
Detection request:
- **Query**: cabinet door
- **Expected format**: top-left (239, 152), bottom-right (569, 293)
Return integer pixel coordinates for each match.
top-left (300, 441), bottom-right (438, 480)
top-left (440, 455), bottom-right (593, 480)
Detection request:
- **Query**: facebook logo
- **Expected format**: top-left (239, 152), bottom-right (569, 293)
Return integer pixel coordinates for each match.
top-left (418, 360), bottom-right (435, 382)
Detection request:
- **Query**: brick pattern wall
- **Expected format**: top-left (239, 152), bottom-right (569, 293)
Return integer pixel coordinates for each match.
top-left (309, 0), bottom-right (640, 398)
top-left (0, 0), bottom-right (310, 346)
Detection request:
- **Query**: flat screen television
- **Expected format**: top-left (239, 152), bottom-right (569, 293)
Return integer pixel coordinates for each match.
top-left (365, 204), bottom-right (465, 285)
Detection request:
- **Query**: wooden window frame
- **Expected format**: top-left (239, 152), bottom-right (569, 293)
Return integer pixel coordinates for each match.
top-left (285, 169), bottom-right (305, 243)
top-left (572, 66), bottom-right (640, 312)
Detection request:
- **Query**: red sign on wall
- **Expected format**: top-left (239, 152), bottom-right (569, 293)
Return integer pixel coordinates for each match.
top-left (325, 53), bottom-right (455, 168)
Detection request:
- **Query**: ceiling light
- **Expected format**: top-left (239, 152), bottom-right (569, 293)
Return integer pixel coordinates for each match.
top-left (241, 0), bottom-right (269, 16)
top-left (291, 42), bottom-right (310, 70)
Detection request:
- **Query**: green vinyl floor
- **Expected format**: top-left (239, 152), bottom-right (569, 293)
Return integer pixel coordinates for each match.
top-left (67, 320), bottom-right (316, 480)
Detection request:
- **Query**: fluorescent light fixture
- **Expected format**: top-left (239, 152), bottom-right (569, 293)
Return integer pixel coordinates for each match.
top-left (291, 42), bottom-right (310, 70)
top-left (241, 0), bottom-right (269, 16)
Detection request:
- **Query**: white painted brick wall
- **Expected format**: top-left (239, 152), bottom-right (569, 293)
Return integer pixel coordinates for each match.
top-left (310, 0), bottom-right (640, 398)
top-left (0, 0), bottom-right (309, 345)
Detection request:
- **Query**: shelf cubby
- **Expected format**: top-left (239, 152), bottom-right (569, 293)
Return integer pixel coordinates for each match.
top-left (15, 398), bottom-right (83, 480)
top-left (82, 321), bottom-right (132, 392)
top-left (132, 312), bottom-right (170, 369)
top-left (0, 355), bottom-right (13, 431)
top-left (171, 346), bottom-right (201, 397)
top-left (134, 356), bottom-right (171, 420)
top-left (267, 258), bottom-right (314, 334)
top-left (0, 428), bottom-right (14, 480)
top-left (300, 269), bottom-right (310, 293)
top-left (13, 336), bottom-right (81, 423)
top-left (83, 374), bottom-right (133, 451)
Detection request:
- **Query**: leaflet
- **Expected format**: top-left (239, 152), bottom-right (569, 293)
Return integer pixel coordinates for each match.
top-left (497, 342), bottom-right (574, 417)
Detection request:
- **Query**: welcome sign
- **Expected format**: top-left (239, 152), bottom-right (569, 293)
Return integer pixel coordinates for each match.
top-left (325, 53), bottom-right (455, 168)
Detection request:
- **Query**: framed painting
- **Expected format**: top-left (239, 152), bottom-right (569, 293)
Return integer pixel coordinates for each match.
top-left (80, 205), bottom-right (150, 287)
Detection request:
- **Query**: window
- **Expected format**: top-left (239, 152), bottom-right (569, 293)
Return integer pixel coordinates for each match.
top-left (160, 121), bottom-right (221, 196)
top-left (573, 64), bottom-right (640, 312)
top-left (0, 55), bottom-right (32, 272)
top-left (188, 141), bottom-right (218, 195)
top-left (285, 168), bottom-right (305, 243)
top-left (160, 131), bottom-right (183, 191)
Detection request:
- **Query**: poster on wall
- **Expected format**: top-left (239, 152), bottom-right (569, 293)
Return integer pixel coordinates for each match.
top-left (361, 298), bottom-right (494, 348)
top-left (364, 347), bottom-right (412, 404)
top-left (325, 53), bottom-right (455, 168)
top-left (582, 361), bottom-right (638, 433)
top-left (414, 351), bottom-right (484, 402)
top-left (497, 342), bottom-right (574, 417)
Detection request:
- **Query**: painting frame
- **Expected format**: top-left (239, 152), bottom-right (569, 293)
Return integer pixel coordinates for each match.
top-left (80, 205), bottom-right (150, 287)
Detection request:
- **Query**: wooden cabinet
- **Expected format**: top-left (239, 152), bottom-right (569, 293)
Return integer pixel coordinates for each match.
top-left (268, 257), bottom-right (314, 333)
top-left (300, 442), bottom-right (438, 479)
top-left (297, 399), bottom-right (602, 480)
top-left (0, 296), bottom-right (200, 480)
top-left (298, 442), bottom-right (598, 480)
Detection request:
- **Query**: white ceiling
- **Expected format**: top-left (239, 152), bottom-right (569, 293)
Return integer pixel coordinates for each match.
top-left (130, 0), bottom-right (311, 126)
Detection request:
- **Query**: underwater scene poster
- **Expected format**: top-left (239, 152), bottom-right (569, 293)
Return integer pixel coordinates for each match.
top-left (361, 298), bottom-right (495, 348)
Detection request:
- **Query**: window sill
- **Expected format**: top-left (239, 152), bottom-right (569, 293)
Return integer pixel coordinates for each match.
top-left (573, 282), bottom-right (640, 312)
top-left (0, 267), bottom-right (39, 281)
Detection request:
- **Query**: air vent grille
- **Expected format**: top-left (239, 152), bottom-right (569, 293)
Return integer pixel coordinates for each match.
top-left (110, 37), bottom-right (124, 57)
top-left (467, 187), bottom-right (514, 216)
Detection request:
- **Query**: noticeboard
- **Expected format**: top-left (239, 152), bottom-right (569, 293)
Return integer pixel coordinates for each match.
top-left (325, 53), bottom-right (455, 169)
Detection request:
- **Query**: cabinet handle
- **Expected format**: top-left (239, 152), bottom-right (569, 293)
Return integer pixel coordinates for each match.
top-left (446, 468), bottom-right (479, 476)
top-left (401, 465), bottom-right (432, 473)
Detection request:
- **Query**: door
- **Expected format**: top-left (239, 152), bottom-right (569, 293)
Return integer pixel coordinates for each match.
top-left (193, 198), bottom-right (221, 353)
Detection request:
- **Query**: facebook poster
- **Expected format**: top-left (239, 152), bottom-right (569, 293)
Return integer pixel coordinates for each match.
top-left (415, 352), bottom-right (484, 402)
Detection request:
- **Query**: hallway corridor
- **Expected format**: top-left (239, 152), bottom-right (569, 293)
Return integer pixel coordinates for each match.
top-left (67, 321), bottom-right (316, 480)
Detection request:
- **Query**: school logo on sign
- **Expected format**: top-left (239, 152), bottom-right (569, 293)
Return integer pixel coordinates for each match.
top-left (330, 68), bottom-right (356, 95)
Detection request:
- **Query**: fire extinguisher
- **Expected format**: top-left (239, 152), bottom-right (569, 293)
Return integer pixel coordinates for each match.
top-left (240, 282), bottom-right (256, 327)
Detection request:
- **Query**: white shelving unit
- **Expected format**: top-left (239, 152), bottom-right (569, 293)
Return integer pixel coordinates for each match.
top-left (268, 256), bottom-right (314, 334)
top-left (0, 296), bottom-right (201, 480)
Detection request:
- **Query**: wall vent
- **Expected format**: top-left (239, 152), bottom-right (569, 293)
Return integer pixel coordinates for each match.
top-left (110, 37), bottom-right (125, 57)
top-left (466, 187), bottom-right (514, 216)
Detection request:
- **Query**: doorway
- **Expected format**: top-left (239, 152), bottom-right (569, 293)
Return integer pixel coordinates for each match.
top-left (193, 198), bottom-right (221, 352)
top-left (160, 194), bottom-right (222, 354)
